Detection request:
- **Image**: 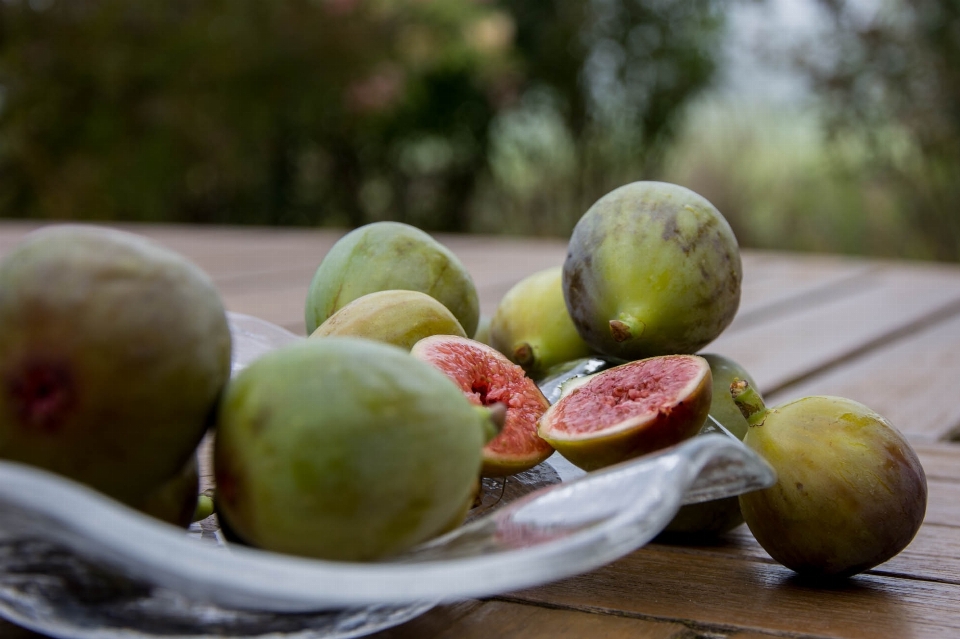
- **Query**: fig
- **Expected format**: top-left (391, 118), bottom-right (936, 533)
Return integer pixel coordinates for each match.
top-left (538, 355), bottom-right (712, 471)
top-left (734, 384), bottom-right (928, 578)
top-left (214, 337), bottom-right (489, 561)
top-left (563, 181), bottom-right (742, 360)
top-left (134, 453), bottom-right (200, 528)
top-left (659, 353), bottom-right (758, 540)
top-left (309, 289), bottom-right (466, 350)
top-left (305, 221), bottom-right (480, 337)
top-left (489, 266), bottom-right (594, 378)
top-left (0, 225), bottom-right (231, 506)
top-left (411, 335), bottom-right (553, 477)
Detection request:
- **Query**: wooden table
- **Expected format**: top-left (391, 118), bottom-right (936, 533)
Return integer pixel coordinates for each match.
top-left (1, 221), bottom-right (959, 639)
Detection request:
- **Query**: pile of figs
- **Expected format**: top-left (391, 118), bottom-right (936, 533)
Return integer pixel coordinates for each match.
top-left (0, 179), bottom-right (927, 578)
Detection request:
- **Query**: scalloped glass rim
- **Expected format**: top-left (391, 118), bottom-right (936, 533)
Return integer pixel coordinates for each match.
top-left (0, 311), bottom-right (777, 625)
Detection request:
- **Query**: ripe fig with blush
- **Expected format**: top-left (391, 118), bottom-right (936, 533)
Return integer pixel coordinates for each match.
top-left (734, 383), bottom-right (927, 578)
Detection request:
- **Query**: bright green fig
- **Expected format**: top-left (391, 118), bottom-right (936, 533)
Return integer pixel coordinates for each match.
top-left (659, 353), bottom-right (758, 541)
top-left (734, 384), bottom-right (927, 578)
top-left (563, 181), bottom-right (741, 360)
top-left (538, 355), bottom-right (712, 471)
top-left (214, 338), bottom-right (488, 561)
top-left (0, 225), bottom-right (231, 506)
top-left (489, 266), bottom-right (594, 378)
top-left (305, 222), bottom-right (480, 337)
top-left (310, 289), bottom-right (466, 350)
top-left (411, 335), bottom-right (553, 477)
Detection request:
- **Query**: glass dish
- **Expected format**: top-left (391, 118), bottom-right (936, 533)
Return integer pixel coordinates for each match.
top-left (0, 313), bottom-right (776, 639)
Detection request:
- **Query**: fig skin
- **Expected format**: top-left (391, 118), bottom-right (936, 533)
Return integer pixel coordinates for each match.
top-left (134, 453), bottom-right (200, 529)
top-left (305, 222), bottom-right (479, 337)
top-left (310, 289), bottom-right (467, 350)
top-left (0, 225), bottom-right (231, 506)
top-left (538, 355), bottom-right (713, 471)
top-left (214, 337), bottom-right (487, 561)
top-left (563, 181), bottom-right (742, 360)
top-left (660, 353), bottom-right (759, 540)
top-left (736, 391), bottom-right (928, 578)
top-left (490, 266), bottom-right (594, 378)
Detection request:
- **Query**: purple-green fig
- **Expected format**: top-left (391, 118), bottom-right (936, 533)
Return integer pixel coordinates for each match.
top-left (660, 353), bottom-right (758, 540)
top-left (214, 337), bottom-right (488, 561)
top-left (563, 182), bottom-right (742, 360)
top-left (305, 222), bottom-right (479, 337)
top-left (0, 225), bottom-right (231, 507)
top-left (734, 384), bottom-right (927, 578)
top-left (489, 266), bottom-right (594, 378)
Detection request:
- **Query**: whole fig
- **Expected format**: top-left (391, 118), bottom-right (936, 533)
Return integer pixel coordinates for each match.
top-left (305, 222), bottom-right (479, 337)
top-left (734, 384), bottom-right (927, 578)
top-left (310, 289), bottom-right (466, 350)
top-left (660, 353), bottom-right (758, 540)
top-left (0, 225), bottom-right (231, 506)
top-left (563, 182), bottom-right (741, 360)
top-left (489, 266), bottom-right (593, 378)
top-left (214, 338), bottom-right (489, 561)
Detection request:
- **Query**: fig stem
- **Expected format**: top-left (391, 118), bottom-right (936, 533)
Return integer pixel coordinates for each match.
top-left (730, 379), bottom-right (767, 427)
top-left (477, 402), bottom-right (507, 443)
top-left (609, 314), bottom-right (644, 343)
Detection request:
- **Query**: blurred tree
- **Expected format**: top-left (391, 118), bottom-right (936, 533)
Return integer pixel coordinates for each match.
top-left (792, 0), bottom-right (960, 260)
top-left (0, 0), bottom-right (725, 233)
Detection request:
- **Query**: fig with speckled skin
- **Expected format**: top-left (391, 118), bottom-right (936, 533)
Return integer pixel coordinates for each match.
top-left (214, 338), bottom-right (489, 561)
top-left (0, 225), bottom-right (231, 507)
top-left (305, 222), bottom-right (480, 337)
top-left (310, 289), bottom-right (466, 350)
top-left (734, 385), bottom-right (927, 578)
top-left (490, 266), bottom-right (594, 378)
top-left (563, 182), bottom-right (741, 360)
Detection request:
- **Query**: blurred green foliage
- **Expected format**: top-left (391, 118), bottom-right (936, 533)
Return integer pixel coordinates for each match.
top-left (0, 0), bottom-right (724, 233)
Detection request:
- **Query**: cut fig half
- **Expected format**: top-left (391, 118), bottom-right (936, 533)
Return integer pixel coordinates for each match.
top-left (411, 335), bottom-right (554, 477)
top-left (538, 354), bottom-right (712, 471)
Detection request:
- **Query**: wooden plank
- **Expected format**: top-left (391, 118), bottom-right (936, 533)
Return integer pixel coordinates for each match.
top-left (372, 600), bottom-right (692, 639)
top-left (916, 443), bottom-right (960, 482)
top-left (504, 543), bottom-right (960, 639)
top-left (764, 313), bottom-right (960, 443)
top-left (707, 263), bottom-right (960, 396)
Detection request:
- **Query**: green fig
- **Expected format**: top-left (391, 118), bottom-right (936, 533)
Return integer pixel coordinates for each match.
top-left (734, 384), bottom-right (927, 578)
top-left (310, 289), bottom-right (466, 350)
top-left (563, 181), bottom-right (742, 360)
top-left (305, 222), bottom-right (480, 337)
top-left (214, 337), bottom-right (488, 561)
top-left (659, 353), bottom-right (758, 541)
top-left (489, 266), bottom-right (594, 378)
top-left (0, 225), bottom-right (231, 506)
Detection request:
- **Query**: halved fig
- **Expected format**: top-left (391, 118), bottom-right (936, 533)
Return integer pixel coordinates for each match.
top-left (538, 354), bottom-right (712, 471)
top-left (411, 335), bottom-right (554, 477)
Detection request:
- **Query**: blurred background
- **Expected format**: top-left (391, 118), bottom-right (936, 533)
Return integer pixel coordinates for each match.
top-left (1, 0), bottom-right (958, 262)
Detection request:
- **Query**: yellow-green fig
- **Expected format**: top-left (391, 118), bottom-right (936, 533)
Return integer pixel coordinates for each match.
top-left (214, 338), bottom-right (488, 561)
top-left (563, 182), bottom-right (741, 360)
top-left (490, 266), bottom-right (593, 378)
top-left (305, 222), bottom-right (479, 337)
top-left (310, 289), bottom-right (466, 350)
top-left (734, 384), bottom-right (927, 578)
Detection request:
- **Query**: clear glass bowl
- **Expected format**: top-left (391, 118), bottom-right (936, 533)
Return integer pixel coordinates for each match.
top-left (0, 313), bottom-right (776, 639)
